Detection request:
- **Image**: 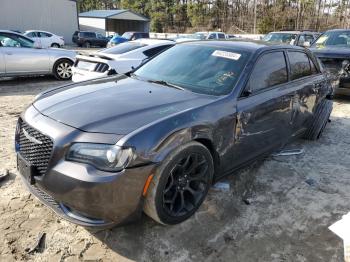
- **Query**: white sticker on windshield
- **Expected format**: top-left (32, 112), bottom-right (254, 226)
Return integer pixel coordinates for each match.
top-left (212, 50), bottom-right (241, 60)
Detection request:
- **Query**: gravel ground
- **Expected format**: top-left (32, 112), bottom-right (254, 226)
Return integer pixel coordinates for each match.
top-left (0, 76), bottom-right (349, 262)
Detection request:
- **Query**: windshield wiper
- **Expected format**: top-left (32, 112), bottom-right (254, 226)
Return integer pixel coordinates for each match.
top-left (147, 79), bottom-right (185, 91)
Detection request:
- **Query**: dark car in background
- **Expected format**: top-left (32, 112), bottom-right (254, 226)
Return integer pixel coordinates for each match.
top-left (107, 31), bottom-right (150, 47)
top-left (16, 40), bottom-right (332, 227)
top-left (310, 29), bottom-right (350, 95)
top-left (72, 31), bottom-right (109, 48)
top-left (263, 31), bottom-right (319, 47)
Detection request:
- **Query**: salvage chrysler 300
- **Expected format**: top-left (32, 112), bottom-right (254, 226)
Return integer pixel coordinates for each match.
top-left (16, 40), bottom-right (333, 227)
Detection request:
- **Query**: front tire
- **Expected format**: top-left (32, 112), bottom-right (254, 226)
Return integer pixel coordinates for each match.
top-left (144, 141), bottom-right (214, 225)
top-left (51, 43), bottom-right (60, 48)
top-left (53, 59), bottom-right (73, 80)
top-left (304, 99), bottom-right (333, 140)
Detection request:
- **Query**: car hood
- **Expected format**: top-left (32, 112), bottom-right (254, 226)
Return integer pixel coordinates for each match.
top-left (310, 46), bottom-right (350, 59)
top-left (33, 76), bottom-right (217, 135)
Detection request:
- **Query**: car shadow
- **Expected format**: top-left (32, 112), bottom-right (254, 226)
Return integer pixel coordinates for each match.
top-left (85, 160), bottom-right (266, 261)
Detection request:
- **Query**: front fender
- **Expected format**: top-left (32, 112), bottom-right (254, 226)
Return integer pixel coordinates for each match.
top-left (118, 96), bottom-right (237, 172)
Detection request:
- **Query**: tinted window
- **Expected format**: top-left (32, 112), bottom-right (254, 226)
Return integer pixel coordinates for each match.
top-left (102, 42), bottom-right (146, 54)
top-left (26, 32), bottom-right (37, 37)
top-left (208, 34), bottom-right (216, 39)
top-left (312, 30), bottom-right (350, 48)
top-left (0, 33), bottom-right (34, 48)
top-left (263, 33), bottom-right (297, 44)
top-left (248, 51), bottom-right (287, 92)
top-left (135, 44), bottom-right (250, 96)
top-left (218, 33), bottom-right (226, 39)
top-left (38, 32), bottom-right (52, 37)
top-left (81, 32), bottom-right (95, 38)
top-left (288, 51), bottom-right (312, 80)
top-left (143, 45), bottom-right (173, 57)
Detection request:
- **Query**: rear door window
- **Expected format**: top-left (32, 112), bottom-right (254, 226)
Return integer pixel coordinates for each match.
top-left (218, 33), bottom-right (226, 39)
top-left (288, 51), bottom-right (312, 80)
top-left (248, 51), bottom-right (288, 93)
top-left (143, 45), bottom-right (173, 58)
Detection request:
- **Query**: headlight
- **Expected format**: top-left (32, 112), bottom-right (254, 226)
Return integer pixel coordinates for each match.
top-left (66, 143), bottom-right (134, 172)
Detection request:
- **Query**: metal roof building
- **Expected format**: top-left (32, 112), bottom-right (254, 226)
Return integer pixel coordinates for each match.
top-left (0, 0), bottom-right (78, 44)
top-left (79, 10), bottom-right (150, 36)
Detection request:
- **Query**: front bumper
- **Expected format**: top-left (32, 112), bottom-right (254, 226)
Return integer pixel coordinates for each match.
top-left (16, 105), bottom-right (155, 227)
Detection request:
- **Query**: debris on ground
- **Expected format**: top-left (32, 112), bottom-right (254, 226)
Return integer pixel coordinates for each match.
top-left (272, 148), bottom-right (304, 157)
top-left (0, 169), bottom-right (9, 183)
top-left (305, 178), bottom-right (317, 187)
top-left (25, 233), bottom-right (46, 254)
top-left (242, 197), bottom-right (253, 205)
top-left (213, 182), bottom-right (230, 191)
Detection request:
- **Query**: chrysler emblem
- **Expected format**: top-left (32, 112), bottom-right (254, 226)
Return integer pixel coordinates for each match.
top-left (22, 128), bottom-right (42, 145)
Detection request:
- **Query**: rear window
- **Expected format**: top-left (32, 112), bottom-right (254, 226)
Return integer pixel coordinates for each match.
top-left (80, 32), bottom-right (95, 38)
top-left (102, 42), bottom-right (146, 54)
top-left (288, 51), bottom-right (312, 80)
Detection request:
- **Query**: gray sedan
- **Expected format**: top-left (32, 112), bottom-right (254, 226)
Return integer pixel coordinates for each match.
top-left (0, 30), bottom-right (76, 80)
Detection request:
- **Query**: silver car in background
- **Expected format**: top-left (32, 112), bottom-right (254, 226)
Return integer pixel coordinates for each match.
top-left (0, 30), bottom-right (76, 80)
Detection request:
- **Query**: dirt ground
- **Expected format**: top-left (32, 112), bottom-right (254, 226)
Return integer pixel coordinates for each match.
top-left (0, 76), bottom-right (349, 262)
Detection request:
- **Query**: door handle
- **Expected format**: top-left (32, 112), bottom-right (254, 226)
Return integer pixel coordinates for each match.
top-left (5, 52), bottom-right (13, 55)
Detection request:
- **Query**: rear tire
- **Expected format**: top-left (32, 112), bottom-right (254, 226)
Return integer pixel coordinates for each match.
top-left (304, 99), bottom-right (333, 140)
top-left (144, 141), bottom-right (214, 225)
top-left (53, 59), bottom-right (73, 80)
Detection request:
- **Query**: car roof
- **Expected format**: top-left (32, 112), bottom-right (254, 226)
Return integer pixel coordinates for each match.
top-left (269, 31), bottom-right (317, 34)
top-left (180, 39), bottom-right (305, 52)
top-left (325, 29), bottom-right (350, 32)
top-left (130, 38), bottom-right (174, 45)
top-left (25, 30), bottom-right (53, 34)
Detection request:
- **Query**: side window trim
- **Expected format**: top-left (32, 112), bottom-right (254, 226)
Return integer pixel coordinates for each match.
top-left (240, 50), bottom-right (289, 97)
top-left (286, 50), bottom-right (321, 82)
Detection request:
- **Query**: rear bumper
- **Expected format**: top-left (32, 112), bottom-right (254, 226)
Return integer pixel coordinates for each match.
top-left (17, 105), bottom-right (155, 227)
top-left (72, 67), bottom-right (108, 82)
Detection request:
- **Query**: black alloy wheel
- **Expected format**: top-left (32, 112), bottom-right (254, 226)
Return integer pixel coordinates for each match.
top-left (144, 141), bottom-right (214, 225)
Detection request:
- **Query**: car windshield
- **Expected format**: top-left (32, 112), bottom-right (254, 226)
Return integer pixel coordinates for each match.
top-left (102, 42), bottom-right (146, 54)
top-left (263, 33), bottom-right (297, 43)
top-left (312, 31), bottom-right (350, 48)
top-left (134, 44), bottom-right (250, 96)
top-left (0, 34), bottom-right (34, 48)
top-left (121, 32), bottom-right (133, 39)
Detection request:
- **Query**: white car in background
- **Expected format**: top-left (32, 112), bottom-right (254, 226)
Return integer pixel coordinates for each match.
top-left (194, 31), bottom-right (227, 40)
top-left (72, 39), bottom-right (175, 82)
top-left (24, 30), bottom-right (65, 48)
